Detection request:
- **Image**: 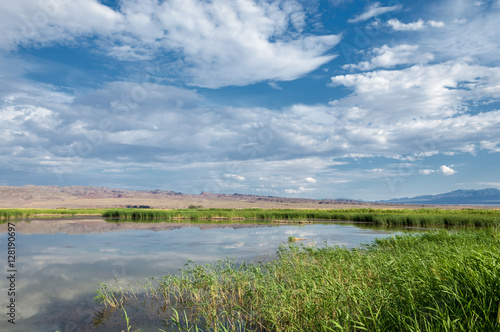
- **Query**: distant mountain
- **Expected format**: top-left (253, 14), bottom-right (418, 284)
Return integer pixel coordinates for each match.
top-left (2, 185), bottom-right (498, 208)
top-left (0, 185), bottom-right (373, 209)
top-left (378, 188), bottom-right (500, 205)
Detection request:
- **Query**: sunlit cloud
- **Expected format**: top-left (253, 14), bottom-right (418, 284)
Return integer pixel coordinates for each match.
top-left (438, 165), bottom-right (456, 175)
top-left (348, 2), bottom-right (402, 23)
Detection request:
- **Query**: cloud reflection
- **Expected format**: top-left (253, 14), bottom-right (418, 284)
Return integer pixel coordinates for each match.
top-left (0, 219), bottom-right (396, 331)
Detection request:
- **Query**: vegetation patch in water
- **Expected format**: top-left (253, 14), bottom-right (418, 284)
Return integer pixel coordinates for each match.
top-left (102, 208), bottom-right (500, 226)
top-left (0, 208), bottom-right (105, 219)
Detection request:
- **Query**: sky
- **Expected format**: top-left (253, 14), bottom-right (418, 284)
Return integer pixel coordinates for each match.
top-left (0, 0), bottom-right (499, 201)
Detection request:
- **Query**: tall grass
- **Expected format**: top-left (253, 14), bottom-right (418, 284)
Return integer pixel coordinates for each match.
top-left (102, 208), bottom-right (500, 227)
top-left (0, 208), bottom-right (105, 219)
top-left (140, 230), bottom-right (499, 331)
top-left (3, 207), bottom-right (499, 227)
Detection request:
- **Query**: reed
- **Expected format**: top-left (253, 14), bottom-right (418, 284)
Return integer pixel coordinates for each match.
top-left (2, 207), bottom-right (499, 226)
top-left (148, 229), bottom-right (500, 331)
top-left (0, 208), bottom-right (105, 219)
top-left (102, 208), bottom-right (500, 227)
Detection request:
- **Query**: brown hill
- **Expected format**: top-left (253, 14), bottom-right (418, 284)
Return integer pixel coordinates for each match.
top-left (0, 185), bottom-right (466, 209)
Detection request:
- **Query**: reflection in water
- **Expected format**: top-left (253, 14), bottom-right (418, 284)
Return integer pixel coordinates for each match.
top-left (0, 218), bottom-right (400, 332)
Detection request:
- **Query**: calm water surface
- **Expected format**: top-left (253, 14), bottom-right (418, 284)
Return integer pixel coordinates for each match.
top-left (1, 218), bottom-right (401, 332)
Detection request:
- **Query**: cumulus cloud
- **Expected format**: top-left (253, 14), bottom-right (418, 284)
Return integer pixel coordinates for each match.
top-left (285, 186), bottom-right (316, 194)
top-left (387, 18), bottom-right (426, 31)
top-left (348, 2), bottom-right (402, 23)
top-left (331, 60), bottom-right (500, 121)
top-left (438, 165), bottom-right (456, 175)
top-left (1, 59), bottom-right (499, 193)
top-left (343, 44), bottom-right (434, 71)
top-left (0, 0), bottom-right (340, 88)
top-left (0, 0), bottom-right (122, 49)
top-left (386, 18), bottom-right (446, 31)
top-left (480, 141), bottom-right (500, 152)
top-left (420, 166), bottom-right (458, 176)
top-left (224, 174), bottom-right (246, 181)
top-left (1, 0), bottom-right (500, 199)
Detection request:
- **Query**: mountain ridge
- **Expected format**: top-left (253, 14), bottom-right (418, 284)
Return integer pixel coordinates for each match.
top-left (0, 185), bottom-right (375, 209)
top-left (1, 185), bottom-right (498, 208)
top-left (378, 188), bottom-right (500, 205)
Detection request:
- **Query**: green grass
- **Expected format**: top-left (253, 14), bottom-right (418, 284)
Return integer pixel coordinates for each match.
top-left (0, 208), bottom-right (105, 219)
top-left (102, 208), bottom-right (500, 227)
top-left (115, 229), bottom-right (496, 331)
top-left (3, 207), bottom-right (500, 227)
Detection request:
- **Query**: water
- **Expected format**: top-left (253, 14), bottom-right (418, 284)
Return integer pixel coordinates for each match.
top-left (0, 218), bottom-right (400, 332)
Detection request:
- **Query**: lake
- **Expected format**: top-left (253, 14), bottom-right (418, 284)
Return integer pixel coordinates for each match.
top-left (1, 218), bottom-right (401, 332)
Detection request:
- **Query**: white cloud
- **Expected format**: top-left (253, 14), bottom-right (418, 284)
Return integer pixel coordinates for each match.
top-left (348, 2), bottom-right (402, 23)
top-left (106, 45), bottom-right (153, 61)
top-left (332, 179), bottom-right (351, 184)
top-left (387, 19), bottom-right (445, 31)
top-left (139, 0), bottom-right (341, 87)
top-left (343, 44), bottom-right (434, 71)
top-left (458, 144), bottom-right (477, 155)
top-left (428, 20), bottom-right (445, 27)
top-left (387, 18), bottom-right (426, 31)
top-left (438, 165), bottom-right (456, 175)
top-left (268, 82), bottom-right (282, 90)
top-left (2, 63), bottom-right (499, 190)
top-left (331, 60), bottom-right (500, 121)
top-left (419, 169), bottom-right (435, 175)
top-left (480, 141), bottom-right (500, 152)
top-left (224, 174), bottom-right (246, 181)
top-left (0, 0), bottom-right (123, 50)
top-left (305, 177), bottom-right (317, 183)
top-left (285, 186), bottom-right (316, 194)
top-left (424, 0), bottom-right (500, 63)
top-left (0, 0), bottom-right (340, 88)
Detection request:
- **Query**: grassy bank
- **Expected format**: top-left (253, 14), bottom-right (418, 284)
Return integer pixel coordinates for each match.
top-left (102, 208), bottom-right (500, 227)
top-left (0, 208), bottom-right (105, 219)
top-left (97, 230), bottom-right (500, 331)
top-left (3, 207), bottom-right (500, 227)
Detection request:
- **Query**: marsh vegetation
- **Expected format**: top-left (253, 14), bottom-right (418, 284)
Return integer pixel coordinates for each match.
top-left (102, 207), bottom-right (500, 227)
top-left (95, 229), bottom-right (500, 331)
top-left (3, 207), bottom-right (499, 227)
top-left (0, 208), bottom-right (105, 219)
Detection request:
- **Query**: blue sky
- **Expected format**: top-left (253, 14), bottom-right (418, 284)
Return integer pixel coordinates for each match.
top-left (1, 0), bottom-right (499, 200)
